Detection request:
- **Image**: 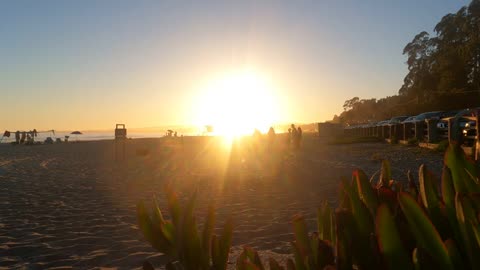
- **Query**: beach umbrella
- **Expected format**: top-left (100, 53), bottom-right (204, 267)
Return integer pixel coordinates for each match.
top-left (70, 131), bottom-right (82, 141)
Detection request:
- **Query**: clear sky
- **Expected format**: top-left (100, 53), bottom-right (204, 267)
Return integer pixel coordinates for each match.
top-left (0, 0), bottom-right (470, 131)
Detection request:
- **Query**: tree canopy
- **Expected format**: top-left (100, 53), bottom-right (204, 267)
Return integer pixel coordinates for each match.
top-left (334, 0), bottom-right (480, 125)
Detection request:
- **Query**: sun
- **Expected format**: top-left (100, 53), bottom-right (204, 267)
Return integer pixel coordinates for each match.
top-left (194, 69), bottom-right (280, 137)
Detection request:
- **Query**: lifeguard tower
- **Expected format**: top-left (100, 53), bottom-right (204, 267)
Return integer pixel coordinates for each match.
top-left (115, 124), bottom-right (127, 160)
top-left (115, 124), bottom-right (127, 139)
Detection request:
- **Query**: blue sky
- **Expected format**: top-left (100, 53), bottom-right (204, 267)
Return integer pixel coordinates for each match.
top-left (0, 0), bottom-right (470, 130)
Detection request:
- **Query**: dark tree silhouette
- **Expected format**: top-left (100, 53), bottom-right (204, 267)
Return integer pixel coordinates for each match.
top-left (335, 0), bottom-right (480, 125)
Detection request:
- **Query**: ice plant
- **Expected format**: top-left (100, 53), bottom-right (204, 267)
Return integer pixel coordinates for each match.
top-left (138, 143), bottom-right (480, 270)
top-left (137, 187), bottom-right (232, 270)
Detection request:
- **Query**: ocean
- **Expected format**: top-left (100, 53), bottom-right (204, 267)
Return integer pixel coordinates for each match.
top-left (0, 124), bottom-right (308, 144)
top-left (0, 130), bottom-right (197, 144)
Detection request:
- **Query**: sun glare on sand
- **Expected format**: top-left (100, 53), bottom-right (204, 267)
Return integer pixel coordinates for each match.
top-left (194, 70), bottom-right (280, 138)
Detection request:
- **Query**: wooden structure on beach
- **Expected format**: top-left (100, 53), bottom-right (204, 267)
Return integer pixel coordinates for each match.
top-left (318, 122), bottom-right (343, 137)
top-left (115, 124), bottom-right (127, 161)
top-left (342, 116), bottom-right (480, 160)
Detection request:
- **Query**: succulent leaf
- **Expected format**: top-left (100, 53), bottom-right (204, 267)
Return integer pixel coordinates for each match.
top-left (418, 164), bottom-right (440, 210)
top-left (378, 159), bottom-right (392, 188)
top-left (442, 167), bottom-right (456, 213)
top-left (309, 232), bottom-right (319, 266)
top-left (268, 258), bottom-right (284, 270)
top-left (335, 209), bottom-right (354, 270)
top-left (376, 204), bottom-right (413, 270)
top-left (444, 144), bottom-right (480, 193)
top-left (142, 260), bottom-right (155, 270)
top-left (237, 247), bottom-right (264, 270)
top-left (398, 192), bottom-right (453, 270)
top-left (137, 201), bottom-right (154, 243)
top-left (286, 259), bottom-right (296, 270)
top-left (236, 260), bottom-right (261, 270)
top-left (166, 187), bottom-right (181, 227)
top-left (444, 239), bottom-right (465, 270)
top-left (455, 193), bottom-right (480, 269)
top-left (317, 201), bottom-right (335, 244)
top-left (441, 167), bottom-right (462, 244)
top-left (317, 240), bottom-right (334, 269)
top-left (354, 169), bottom-right (378, 216)
top-left (137, 201), bottom-right (174, 255)
top-left (292, 215), bottom-right (312, 257)
top-left (212, 235), bottom-right (221, 269)
top-left (153, 196), bottom-right (166, 226)
top-left (291, 241), bottom-right (306, 270)
top-left (407, 170), bottom-right (418, 199)
top-left (181, 215), bottom-right (202, 269)
top-left (412, 247), bottom-right (442, 270)
top-left (377, 187), bottom-right (397, 210)
top-left (317, 207), bottom-right (324, 240)
top-left (217, 218), bottom-right (233, 270)
top-left (202, 204), bottom-right (215, 264)
top-left (419, 165), bottom-right (449, 237)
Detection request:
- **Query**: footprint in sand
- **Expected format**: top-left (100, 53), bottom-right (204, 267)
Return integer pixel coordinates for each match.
top-left (40, 158), bottom-right (56, 169)
top-left (0, 160), bottom-right (13, 166)
top-left (0, 160), bottom-right (14, 175)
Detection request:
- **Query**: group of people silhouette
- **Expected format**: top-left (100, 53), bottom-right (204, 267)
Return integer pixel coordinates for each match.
top-left (287, 124), bottom-right (302, 149)
top-left (14, 129), bottom-right (38, 145)
top-left (166, 130), bottom-right (179, 137)
top-left (254, 124), bottom-right (303, 149)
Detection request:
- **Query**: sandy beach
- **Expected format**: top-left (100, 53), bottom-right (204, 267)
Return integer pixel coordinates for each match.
top-left (0, 134), bottom-right (444, 269)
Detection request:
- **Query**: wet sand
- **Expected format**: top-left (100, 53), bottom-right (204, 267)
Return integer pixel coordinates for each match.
top-left (0, 134), bottom-right (443, 269)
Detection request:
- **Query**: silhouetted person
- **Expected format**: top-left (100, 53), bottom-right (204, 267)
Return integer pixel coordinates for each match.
top-left (268, 127), bottom-right (275, 140)
top-left (20, 131), bottom-right (26, 144)
top-left (26, 134), bottom-right (33, 145)
top-left (15, 131), bottom-right (20, 144)
top-left (286, 128), bottom-right (292, 146)
top-left (252, 129), bottom-right (262, 153)
top-left (290, 124), bottom-right (297, 147)
top-left (267, 127), bottom-right (276, 149)
top-left (296, 127), bottom-right (303, 149)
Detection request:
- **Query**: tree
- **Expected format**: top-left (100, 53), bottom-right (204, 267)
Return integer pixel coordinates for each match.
top-left (335, 1), bottom-right (480, 124)
top-left (400, 31), bottom-right (437, 101)
top-left (342, 97), bottom-right (360, 111)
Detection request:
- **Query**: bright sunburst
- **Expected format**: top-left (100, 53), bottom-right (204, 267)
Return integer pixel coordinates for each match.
top-left (194, 69), bottom-right (279, 137)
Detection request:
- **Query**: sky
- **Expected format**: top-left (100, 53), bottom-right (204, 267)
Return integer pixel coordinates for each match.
top-left (0, 0), bottom-right (470, 131)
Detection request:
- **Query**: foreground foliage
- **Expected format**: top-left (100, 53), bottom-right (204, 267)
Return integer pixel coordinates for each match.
top-left (137, 144), bottom-right (480, 269)
top-left (137, 186), bottom-right (233, 270)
